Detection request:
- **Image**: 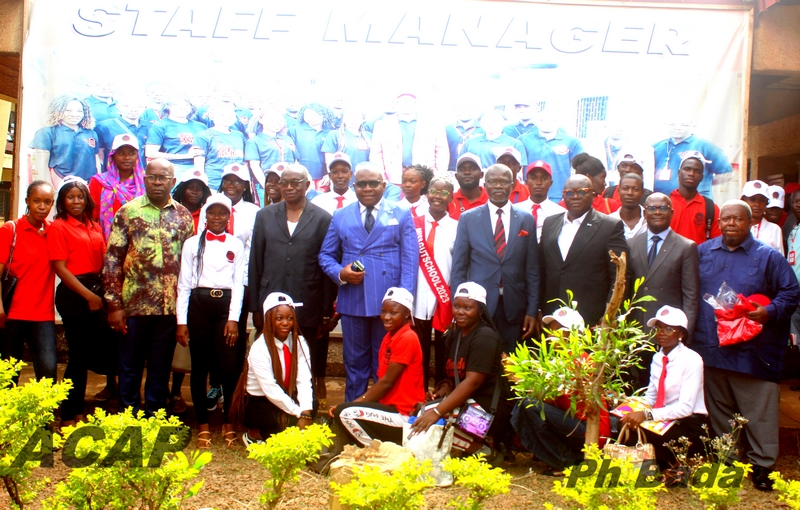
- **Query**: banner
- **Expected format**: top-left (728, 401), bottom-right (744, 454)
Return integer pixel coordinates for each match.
top-left (19, 0), bottom-right (750, 212)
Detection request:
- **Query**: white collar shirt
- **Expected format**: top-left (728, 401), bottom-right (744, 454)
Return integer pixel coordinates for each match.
top-left (558, 210), bottom-right (589, 260)
top-left (414, 212), bottom-right (458, 319)
top-left (198, 197), bottom-right (259, 281)
top-left (751, 218), bottom-right (785, 253)
top-left (647, 227), bottom-right (672, 253)
top-left (311, 188), bottom-right (357, 215)
top-left (645, 342), bottom-right (707, 422)
top-left (245, 333), bottom-right (314, 417)
top-left (609, 206), bottom-right (648, 240)
top-left (487, 200), bottom-right (512, 244)
top-left (398, 195), bottom-right (429, 218)
top-left (359, 199), bottom-right (383, 226)
top-left (515, 198), bottom-right (566, 241)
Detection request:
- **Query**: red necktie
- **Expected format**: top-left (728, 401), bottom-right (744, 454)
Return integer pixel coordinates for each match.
top-left (654, 355), bottom-right (668, 408)
top-left (531, 203), bottom-right (541, 222)
top-left (206, 232), bottom-right (225, 242)
top-left (494, 209), bottom-right (505, 260)
top-left (427, 221), bottom-right (438, 256)
top-left (336, 196), bottom-right (345, 209)
top-left (282, 343), bottom-right (292, 389)
top-left (227, 207), bottom-right (235, 235)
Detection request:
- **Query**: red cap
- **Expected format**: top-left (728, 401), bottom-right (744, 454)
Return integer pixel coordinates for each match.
top-left (527, 160), bottom-right (552, 177)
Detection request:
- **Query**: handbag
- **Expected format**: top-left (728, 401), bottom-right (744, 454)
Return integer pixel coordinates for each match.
top-left (1, 221), bottom-right (18, 312)
top-left (452, 331), bottom-right (501, 440)
top-left (602, 424), bottom-right (656, 468)
top-left (171, 342), bottom-right (191, 373)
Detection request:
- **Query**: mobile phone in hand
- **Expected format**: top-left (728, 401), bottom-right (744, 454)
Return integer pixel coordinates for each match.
top-left (351, 261), bottom-right (365, 272)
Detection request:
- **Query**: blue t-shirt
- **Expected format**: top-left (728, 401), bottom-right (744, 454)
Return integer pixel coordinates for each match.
top-left (194, 129), bottom-right (246, 190)
top-left (519, 131), bottom-right (584, 201)
top-left (29, 124), bottom-right (98, 180)
top-left (383, 182), bottom-right (402, 202)
top-left (652, 135), bottom-right (733, 199)
top-left (502, 122), bottom-right (537, 140)
top-left (194, 105), bottom-right (252, 135)
top-left (139, 107), bottom-right (160, 125)
top-left (94, 116), bottom-right (149, 171)
top-left (461, 134), bottom-right (528, 170)
top-left (445, 124), bottom-right (484, 170)
top-left (399, 120), bottom-right (417, 167)
top-left (85, 96), bottom-right (119, 124)
top-left (321, 129), bottom-right (372, 174)
top-left (245, 133), bottom-right (298, 169)
top-left (287, 123), bottom-right (330, 180)
top-left (146, 117), bottom-right (208, 170)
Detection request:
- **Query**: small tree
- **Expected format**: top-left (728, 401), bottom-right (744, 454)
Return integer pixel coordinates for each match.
top-left (331, 458), bottom-right (433, 510)
top-left (0, 358), bottom-right (71, 509)
top-left (443, 455), bottom-right (511, 510)
top-left (505, 253), bottom-right (655, 445)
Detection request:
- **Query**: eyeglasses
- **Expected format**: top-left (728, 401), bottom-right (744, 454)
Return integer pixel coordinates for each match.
top-left (355, 180), bottom-right (382, 189)
top-left (645, 205), bottom-right (672, 214)
top-left (563, 188), bottom-right (593, 199)
top-left (222, 179), bottom-right (246, 187)
top-left (145, 174), bottom-right (172, 184)
top-left (653, 325), bottom-right (677, 335)
top-left (485, 179), bottom-right (513, 187)
top-left (427, 189), bottom-right (451, 198)
top-left (278, 179), bottom-right (307, 188)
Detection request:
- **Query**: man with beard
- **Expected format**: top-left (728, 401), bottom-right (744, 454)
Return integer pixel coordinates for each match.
top-left (448, 153), bottom-right (487, 220)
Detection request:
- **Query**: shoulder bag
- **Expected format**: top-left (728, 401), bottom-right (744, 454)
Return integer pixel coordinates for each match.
top-left (1, 221), bottom-right (18, 312)
top-left (452, 331), bottom-right (502, 439)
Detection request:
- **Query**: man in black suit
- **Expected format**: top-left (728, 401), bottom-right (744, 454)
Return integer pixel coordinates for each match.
top-left (540, 175), bottom-right (629, 326)
top-left (249, 164), bottom-right (335, 380)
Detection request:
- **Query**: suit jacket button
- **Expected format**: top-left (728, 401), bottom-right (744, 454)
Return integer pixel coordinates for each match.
top-left (288, 242), bottom-right (292, 246)
top-left (382, 271), bottom-right (386, 275)
top-left (359, 253), bottom-right (363, 257)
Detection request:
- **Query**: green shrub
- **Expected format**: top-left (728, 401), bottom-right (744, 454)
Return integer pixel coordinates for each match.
top-left (443, 454), bottom-right (511, 510)
top-left (0, 358), bottom-right (70, 509)
top-left (770, 471), bottom-right (800, 510)
top-left (331, 458), bottom-right (433, 510)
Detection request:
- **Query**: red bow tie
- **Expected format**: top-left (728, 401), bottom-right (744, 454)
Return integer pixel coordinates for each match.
top-left (206, 232), bottom-right (226, 242)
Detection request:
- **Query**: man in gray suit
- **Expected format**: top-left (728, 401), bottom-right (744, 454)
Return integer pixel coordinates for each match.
top-left (628, 192), bottom-right (700, 387)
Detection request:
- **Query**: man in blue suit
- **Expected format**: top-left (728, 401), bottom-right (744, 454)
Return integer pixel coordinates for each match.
top-left (451, 164), bottom-right (540, 353)
top-left (319, 161), bottom-right (419, 400)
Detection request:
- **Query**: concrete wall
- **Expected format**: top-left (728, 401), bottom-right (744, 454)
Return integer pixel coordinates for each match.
top-left (750, 112), bottom-right (800, 182)
top-left (753, 5), bottom-right (800, 74)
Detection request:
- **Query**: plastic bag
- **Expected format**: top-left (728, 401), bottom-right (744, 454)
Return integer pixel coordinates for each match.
top-left (403, 418), bottom-right (454, 487)
top-left (704, 282), bottom-right (764, 346)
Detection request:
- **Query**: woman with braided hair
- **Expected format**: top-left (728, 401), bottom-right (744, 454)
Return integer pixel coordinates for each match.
top-left (287, 103), bottom-right (336, 191)
top-left (230, 292), bottom-right (314, 446)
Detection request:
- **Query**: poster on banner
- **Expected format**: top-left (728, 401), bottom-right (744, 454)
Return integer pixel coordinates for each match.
top-left (19, 0), bottom-right (750, 213)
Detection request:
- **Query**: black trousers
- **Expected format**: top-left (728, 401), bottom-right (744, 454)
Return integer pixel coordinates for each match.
top-left (313, 330), bottom-right (330, 379)
top-left (638, 413), bottom-right (708, 469)
top-left (187, 290), bottom-right (245, 425)
top-left (242, 394), bottom-right (317, 438)
top-left (412, 318), bottom-right (446, 386)
top-left (493, 295), bottom-right (524, 354)
top-left (299, 324), bottom-right (321, 382)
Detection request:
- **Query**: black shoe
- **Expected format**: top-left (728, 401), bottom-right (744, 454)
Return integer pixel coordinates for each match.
top-left (751, 465), bottom-right (774, 491)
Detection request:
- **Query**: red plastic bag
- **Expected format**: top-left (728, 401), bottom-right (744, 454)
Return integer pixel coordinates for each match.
top-left (714, 295), bottom-right (763, 346)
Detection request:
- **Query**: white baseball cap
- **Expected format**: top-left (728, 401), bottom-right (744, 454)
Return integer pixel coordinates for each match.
top-left (267, 161), bottom-right (289, 177)
top-left (329, 152), bottom-right (352, 170)
top-left (57, 175), bottom-right (88, 193)
top-left (542, 307), bottom-right (585, 332)
top-left (202, 193), bottom-right (232, 214)
top-left (492, 146), bottom-right (522, 165)
top-left (178, 169), bottom-right (209, 186)
top-left (221, 163), bottom-right (250, 182)
top-left (679, 150), bottom-right (708, 170)
top-left (647, 305), bottom-right (689, 330)
top-left (382, 287), bottom-right (414, 312)
top-left (263, 292), bottom-right (303, 315)
top-left (741, 180), bottom-right (769, 199)
top-left (111, 133), bottom-right (139, 151)
top-left (456, 153), bottom-right (482, 170)
top-left (768, 185), bottom-right (785, 209)
top-left (453, 282), bottom-right (487, 305)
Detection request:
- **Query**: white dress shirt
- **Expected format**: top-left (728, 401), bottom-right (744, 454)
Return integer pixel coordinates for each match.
top-left (516, 198), bottom-right (566, 241)
top-left (177, 232), bottom-right (245, 325)
top-left (486, 200), bottom-right (512, 243)
top-left (752, 218), bottom-right (784, 253)
top-left (198, 197), bottom-right (259, 281)
top-left (609, 206), bottom-right (648, 240)
top-left (413, 212), bottom-right (458, 320)
top-left (398, 195), bottom-right (429, 218)
top-left (558, 210), bottom-right (589, 260)
top-left (311, 188), bottom-right (358, 215)
top-left (359, 199), bottom-right (383, 226)
top-left (246, 333), bottom-right (313, 418)
top-left (645, 342), bottom-right (707, 422)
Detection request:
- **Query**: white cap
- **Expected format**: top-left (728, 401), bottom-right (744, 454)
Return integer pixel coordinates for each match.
top-left (456, 153), bottom-right (482, 170)
top-left (57, 175), bottom-right (88, 193)
top-left (768, 185), bottom-right (785, 208)
top-left (354, 161), bottom-right (381, 173)
top-left (542, 307), bottom-right (585, 332)
top-left (741, 180), bottom-right (769, 199)
top-left (267, 161), bottom-right (289, 177)
top-left (679, 150), bottom-right (708, 170)
top-left (329, 152), bottom-right (352, 169)
top-left (647, 305), bottom-right (689, 330)
top-left (221, 163), bottom-right (250, 182)
top-left (202, 193), bottom-right (232, 214)
top-left (453, 282), bottom-right (487, 305)
top-left (382, 287), bottom-right (413, 312)
top-left (492, 146), bottom-right (522, 164)
top-left (178, 169), bottom-right (209, 186)
top-left (111, 133), bottom-right (139, 151)
top-left (616, 153), bottom-right (646, 172)
top-left (262, 292), bottom-right (303, 315)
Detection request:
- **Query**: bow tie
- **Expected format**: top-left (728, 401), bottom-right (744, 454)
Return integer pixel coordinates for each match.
top-left (206, 232), bottom-right (226, 242)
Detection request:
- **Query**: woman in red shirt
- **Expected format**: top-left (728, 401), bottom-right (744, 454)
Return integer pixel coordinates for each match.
top-left (47, 176), bottom-right (114, 425)
top-left (0, 181), bottom-right (57, 381)
top-left (330, 287), bottom-right (425, 448)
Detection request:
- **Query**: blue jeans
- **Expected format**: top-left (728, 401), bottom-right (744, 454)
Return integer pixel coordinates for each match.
top-left (511, 399), bottom-right (587, 470)
top-left (119, 315), bottom-right (177, 416)
top-left (1, 320), bottom-right (57, 381)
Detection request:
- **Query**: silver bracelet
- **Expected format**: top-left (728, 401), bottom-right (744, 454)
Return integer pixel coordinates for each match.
top-left (432, 407), bottom-right (443, 418)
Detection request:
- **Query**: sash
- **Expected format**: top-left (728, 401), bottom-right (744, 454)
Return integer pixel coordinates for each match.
top-left (414, 216), bottom-right (453, 331)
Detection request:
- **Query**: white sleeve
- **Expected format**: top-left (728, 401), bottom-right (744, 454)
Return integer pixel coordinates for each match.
top-left (228, 239), bottom-right (245, 322)
top-left (651, 355), bottom-right (704, 422)
top-left (295, 336), bottom-right (314, 413)
top-left (249, 339), bottom-right (302, 417)
top-left (243, 227), bottom-right (252, 284)
top-left (176, 237), bottom-right (197, 325)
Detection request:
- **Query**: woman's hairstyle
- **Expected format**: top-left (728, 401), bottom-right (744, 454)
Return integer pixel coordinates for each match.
top-left (403, 165), bottom-right (434, 195)
top-left (429, 173), bottom-right (456, 192)
top-left (172, 179), bottom-right (212, 207)
top-left (45, 95), bottom-right (94, 129)
top-left (55, 180), bottom-right (95, 222)
top-left (159, 94), bottom-right (197, 120)
top-left (27, 180), bottom-right (54, 198)
top-left (573, 153), bottom-right (606, 178)
top-left (229, 305), bottom-right (308, 427)
top-left (297, 103), bottom-right (337, 130)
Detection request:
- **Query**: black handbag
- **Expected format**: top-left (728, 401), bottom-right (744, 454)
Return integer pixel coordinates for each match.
top-left (1, 221), bottom-right (18, 312)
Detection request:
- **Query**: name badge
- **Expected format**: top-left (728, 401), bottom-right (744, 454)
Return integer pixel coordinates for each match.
top-left (655, 167), bottom-right (671, 181)
top-left (790, 250), bottom-right (796, 266)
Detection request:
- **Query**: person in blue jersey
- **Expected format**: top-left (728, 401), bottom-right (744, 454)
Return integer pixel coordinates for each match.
top-left (322, 108), bottom-right (371, 178)
top-left (195, 85), bottom-right (252, 136)
top-left (95, 94), bottom-right (149, 172)
top-left (519, 109), bottom-right (583, 202)
top-left (460, 110), bottom-right (527, 170)
top-left (502, 99), bottom-right (538, 139)
top-left (194, 102), bottom-right (247, 191)
top-left (83, 80), bottom-right (119, 124)
top-left (287, 103), bottom-right (336, 192)
top-left (652, 115), bottom-right (733, 199)
top-left (145, 95), bottom-right (207, 180)
top-left (246, 106), bottom-right (298, 205)
top-left (29, 95), bottom-right (99, 186)
top-left (139, 82), bottom-right (170, 125)
top-left (445, 106), bottom-right (484, 171)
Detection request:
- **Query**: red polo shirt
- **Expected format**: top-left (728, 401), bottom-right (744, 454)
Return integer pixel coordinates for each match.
top-left (669, 189), bottom-right (721, 245)
top-left (0, 217), bottom-right (55, 321)
top-left (47, 216), bottom-right (106, 275)
top-left (448, 187), bottom-right (488, 220)
top-left (508, 181), bottom-right (530, 205)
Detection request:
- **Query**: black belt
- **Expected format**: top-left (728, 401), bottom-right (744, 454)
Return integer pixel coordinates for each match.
top-left (193, 288), bottom-right (232, 299)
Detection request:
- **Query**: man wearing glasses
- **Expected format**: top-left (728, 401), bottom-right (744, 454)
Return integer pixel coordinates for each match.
top-left (103, 158), bottom-right (194, 415)
top-left (540, 175), bottom-right (629, 327)
top-left (626, 192), bottom-right (700, 388)
top-left (319, 161), bottom-right (418, 401)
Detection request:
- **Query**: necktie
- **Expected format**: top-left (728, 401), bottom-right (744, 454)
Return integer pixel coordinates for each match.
top-left (227, 207), bottom-right (235, 235)
top-left (282, 343), bottom-right (292, 389)
top-left (531, 203), bottom-right (541, 222)
top-left (336, 196), bottom-right (345, 209)
top-left (427, 221), bottom-right (438, 256)
top-left (206, 232), bottom-right (225, 242)
top-left (494, 209), bottom-right (506, 260)
top-left (654, 355), bottom-right (668, 408)
top-left (648, 235), bottom-right (661, 267)
top-left (364, 206), bottom-right (375, 233)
